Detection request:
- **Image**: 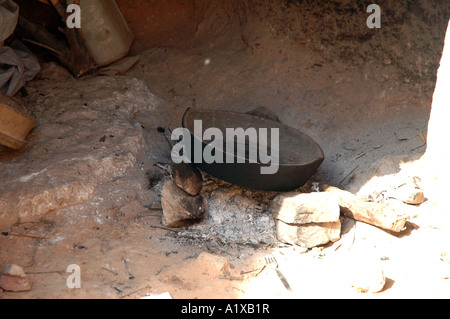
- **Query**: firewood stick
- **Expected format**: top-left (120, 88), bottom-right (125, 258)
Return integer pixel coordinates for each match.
top-left (321, 184), bottom-right (409, 232)
top-left (43, 0), bottom-right (96, 77)
top-left (22, 38), bottom-right (63, 55)
top-left (17, 16), bottom-right (67, 55)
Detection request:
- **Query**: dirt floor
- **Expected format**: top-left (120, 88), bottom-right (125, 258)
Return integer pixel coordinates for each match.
top-left (1, 0), bottom-right (450, 299)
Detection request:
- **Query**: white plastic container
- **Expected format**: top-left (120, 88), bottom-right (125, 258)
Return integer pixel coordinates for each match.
top-left (68, 0), bottom-right (134, 67)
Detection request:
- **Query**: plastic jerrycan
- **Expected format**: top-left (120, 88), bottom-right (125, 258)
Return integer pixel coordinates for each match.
top-left (67, 0), bottom-right (134, 67)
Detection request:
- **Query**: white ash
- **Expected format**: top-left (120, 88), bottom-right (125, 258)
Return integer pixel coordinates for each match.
top-left (173, 188), bottom-right (278, 248)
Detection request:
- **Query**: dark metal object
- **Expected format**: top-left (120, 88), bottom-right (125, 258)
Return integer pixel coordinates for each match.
top-left (181, 108), bottom-right (324, 191)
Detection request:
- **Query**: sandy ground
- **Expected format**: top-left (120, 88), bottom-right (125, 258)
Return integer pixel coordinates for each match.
top-left (1, 0), bottom-right (450, 299)
top-left (1, 181), bottom-right (450, 299)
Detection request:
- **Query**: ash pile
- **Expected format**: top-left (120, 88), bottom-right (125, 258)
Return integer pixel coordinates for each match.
top-left (154, 163), bottom-right (280, 249)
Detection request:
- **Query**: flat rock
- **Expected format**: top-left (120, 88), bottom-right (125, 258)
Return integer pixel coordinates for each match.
top-left (0, 264), bottom-right (32, 292)
top-left (270, 192), bottom-right (340, 224)
top-left (274, 219), bottom-right (341, 248)
top-left (0, 76), bottom-right (160, 229)
top-left (161, 180), bottom-right (207, 228)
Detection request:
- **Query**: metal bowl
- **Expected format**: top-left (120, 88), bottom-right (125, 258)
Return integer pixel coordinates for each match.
top-left (180, 108), bottom-right (324, 191)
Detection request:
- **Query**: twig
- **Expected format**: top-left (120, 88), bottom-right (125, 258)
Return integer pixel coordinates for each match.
top-left (149, 225), bottom-right (180, 232)
top-left (135, 213), bottom-right (160, 220)
top-left (419, 130), bottom-right (427, 143)
top-left (101, 267), bottom-right (119, 276)
top-left (343, 145), bottom-right (358, 151)
top-left (113, 286), bottom-right (124, 294)
top-left (9, 232), bottom-right (50, 239)
top-left (255, 265), bottom-right (266, 277)
top-left (122, 258), bottom-right (135, 280)
top-left (338, 165), bottom-right (359, 186)
top-left (40, 0), bottom-right (96, 77)
top-left (25, 270), bottom-right (65, 275)
top-left (120, 285), bottom-right (152, 299)
top-left (240, 268), bottom-right (260, 275)
top-left (17, 16), bottom-right (67, 56)
top-left (162, 128), bottom-right (175, 149)
top-left (23, 238), bottom-right (40, 268)
top-left (153, 162), bottom-right (171, 172)
top-left (332, 241), bottom-right (342, 251)
top-left (411, 143), bottom-right (426, 152)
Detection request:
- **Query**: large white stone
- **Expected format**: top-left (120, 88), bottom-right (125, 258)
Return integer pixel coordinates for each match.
top-left (270, 192), bottom-right (340, 224)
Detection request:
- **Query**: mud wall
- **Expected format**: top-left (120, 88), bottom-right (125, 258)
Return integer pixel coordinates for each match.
top-left (116, 1), bottom-right (450, 122)
top-left (118, 0), bottom-right (450, 86)
top-left (113, 0), bottom-right (450, 188)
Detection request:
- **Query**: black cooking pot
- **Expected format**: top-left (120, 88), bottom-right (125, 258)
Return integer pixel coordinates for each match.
top-left (181, 108), bottom-right (324, 191)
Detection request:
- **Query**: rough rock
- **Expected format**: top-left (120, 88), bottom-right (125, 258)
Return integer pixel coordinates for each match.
top-left (171, 163), bottom-right (203, 196)
top-left (270, 192), bottom-right (340, 224)
top-left (270, 192), bottom-right (341, 248)
top-left (161, 180), bottom-right (207, 228)
top-left (0, 264), bottom-right (32, 292)
top-left (274, 219), bottom-right (341, 248)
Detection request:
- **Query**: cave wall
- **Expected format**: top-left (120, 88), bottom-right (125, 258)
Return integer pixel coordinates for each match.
top-left (115, 0), bottom-right (450, 186)
top-left (116, 0), bottom-right (450, 121)
top-left (118, 0), bottom-right (450, 82)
